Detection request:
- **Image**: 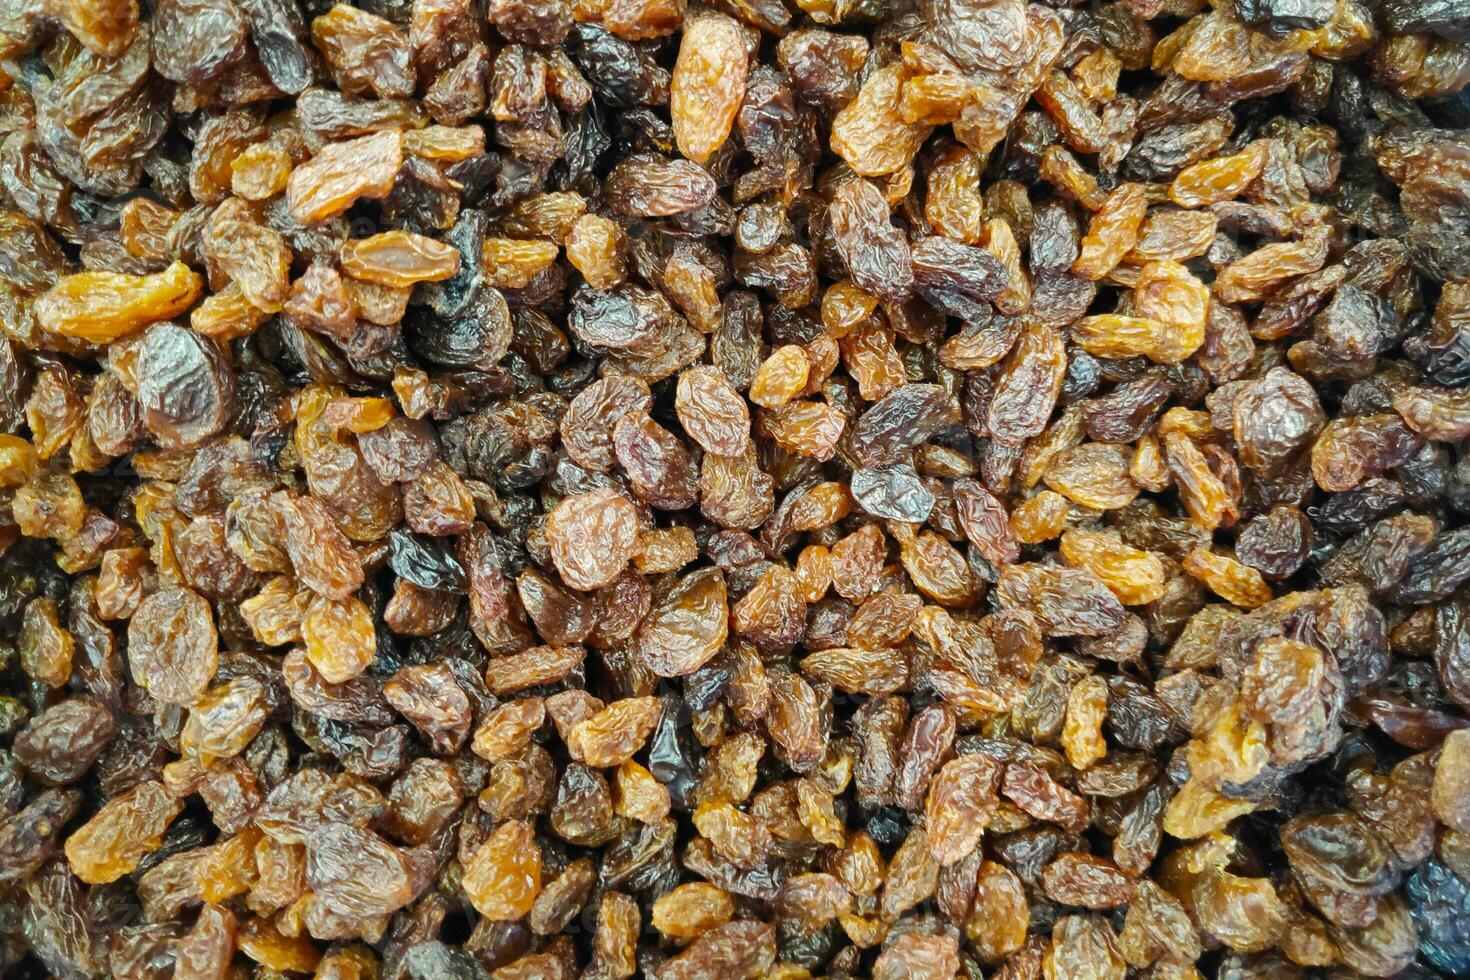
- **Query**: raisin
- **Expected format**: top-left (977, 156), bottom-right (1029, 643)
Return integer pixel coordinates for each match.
top-left (829, 177), bottom-right (914, 304)
top-left (545, 488), bottom-right (639, 591)
top-left (831, 65), bottom-right (932, 177)
top-left (670, 11), bottom-right (748, 165)
top-left (64, 781), bottom-right (181, 884)
top-left (286, 130), bottom-right (403, 224)
top-left (14, 698), bottom-right (115, 785)
top-left (36, 263), bottom-right (203, 343)
top-left (462, 819), bottom-right (542, 920)
top-left (127, 587), bottom-right (218, 707)
top-left (311, 5), bottom-right (413, 99)
top-left (604, 154), bottom-right (716, 218)
top-left (340, 231), bottom-right (462, 287)
top-left (1073, 183), bottom-right (1148, 280)
top-left (565, 214), bottom-right (626, 290)
top-left (676, 365), bottom-right (750, 455)
top-left (926, 754), bottom-right (1000, 865)
top-left (637, 568), bottom-right (728, 677)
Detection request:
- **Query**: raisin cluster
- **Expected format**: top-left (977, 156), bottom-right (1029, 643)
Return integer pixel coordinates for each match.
top-left (1, 0), bottom-right (1470, 977)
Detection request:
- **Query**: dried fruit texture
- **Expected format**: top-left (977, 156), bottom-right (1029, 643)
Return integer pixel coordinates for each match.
top-left (1214, 225), bottom-right (1330, 303)
top-left (677, 365), bottom-right (749, 455)
top-left (1169, 143), bottom-right (1269, 208)
top-left (1311, 414), bottom-right (1422, 493)
top-left (340, 231), bottom-right (461, 287)
top-left (1394, 385), bottom-right (1470, 442)
top-left (1042, 853), bottom-right (1133, 908)
top-left (0, 0), bottom-right (1467, 972)
top-left (237, 916), bottom-right (319, 973)
top-left (953, 478), bottom-right (1019, 566)
top-left (286, 130), bottom-right (403, 224)
top-left (749, 345), bottom-right (810, 408)
top-left (1003, 761), bottom-right (1090, 831)
top-left (127, 587), bottom-right (218, 706)
top-left (482, 238), bottom-right (560, 289)
top-left (1433, 730), bottom-right (1470, 834)
top-left (614, 412), bottom-right (699, 508)
top-left (1232, 367), bottom-right (1324, 476)
top-left (568, 696), bottom-right (660, 766)
top-left (732, 563), bottom-right (807, 651)
top-left (232, 142), bottom-right (292, 200)
top-left (1073, 183), bottom-right (1147, 280)
top-left (605, 155), bottom-right (717, 218)
top-left (302, 594), bottom-right (377, 683)
top-left (152, 0), bottom-right (244, 81)
top-left (181, 678), bottom-right (268, 765)
top-left (926, 754), bottom-right (1000, 865)
top-left (311, 4), bottom-right (414, 99)
top-left (545, 488), bottom-right (640, 590)
top-left (1072, 315), bottom-right (1165, 361)
top-left (1133, 261), bottom-right (1208, 362)
top-left (36, 262), bottom-right (203, 343)
top-left (831, 65), bottom-right (932, 176)
top-left (874, 931), bottom-right (960, 979)
top-left (64, 781), bottom-right (181, 884)
top-left (997, 564), bottom-right (1126, 637)
top-left (1045, 915), bottom-right (1126, 979)
top-left (637, 568), bottom-right (728, 676)
top-left (829, 177), bottom-right (914, 303)
top-left (274, 494), bottom-right (364, 599)
top-left (1045, 443), bottom-right (1138, 511)
top-left (1163, 432), bottom-right (1231, 530)
top-left (561, 376), bottom-right (651, 471)
top-left (652, 882), bottom-right (734, 938)
top-left (203, 201), bottom-right (291, 313)
top-left (565, 214), bottom-right (626, 289)
top-left (991, 323), bottom-right (1068, 446)
top-left (926, 144), bottom-right (986, 244)
top-left (880, 824), bottom-right (940, 920)
top-left (19, 597), bottom-right (73, 688)
top-left (462, 819), bottom-right (541, 920)
top-left (1060, 529), bottom-right (1165, 606)
top-left (670, 12), bottom-right (748, 164)
top-left (14, 700), bottom-right (114, 785)
top-left (969, 859), bottom-right (1029, 961)
top-left (1182, 548), bottom-right (1274, 608)
top-left (51, 0), bottom-right (140, 56)
top-left (1063, 675), bottom-right (1109, 769)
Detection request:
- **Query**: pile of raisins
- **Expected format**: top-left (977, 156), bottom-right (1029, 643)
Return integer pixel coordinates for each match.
top-left (2, 0), bottom-right (1470, 975)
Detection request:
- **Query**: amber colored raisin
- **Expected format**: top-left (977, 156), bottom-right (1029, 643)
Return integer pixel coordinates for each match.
top-left (670, 11), bottom-right (748, 164)
top-left (565, 214), bottom-right (626, 290)
top-left (545, 488), bottom-right (640, 591)
top-left (340, 231), bottom-right (461, 288)
top-left (36, 263), bottom-right (203, 343)
top-left (1073, 183), bottom-right (1148, 280)
top-left (483, 237), bottom-right (561, 289)
top-left (1182, 547), bottom-right (1274, 608)
top-left (286, 130), bottom-right (403, 224)
top-left (65, 781), bottom-right (182, 884)
top-left (463, 819), bottom-right (542, 919)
